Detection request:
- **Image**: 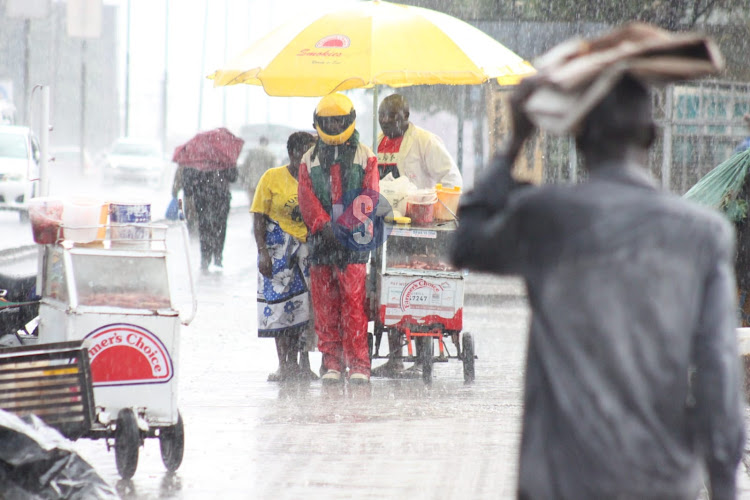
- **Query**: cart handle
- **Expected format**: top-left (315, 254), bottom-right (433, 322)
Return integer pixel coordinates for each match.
top-left (436, 199), bottom-right (459, 221)
top-left (179, 222), bottom-right (197, 326)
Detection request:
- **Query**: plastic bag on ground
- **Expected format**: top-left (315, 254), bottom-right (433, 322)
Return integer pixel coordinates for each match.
top-left (0, 410), bottom-right (117, 499)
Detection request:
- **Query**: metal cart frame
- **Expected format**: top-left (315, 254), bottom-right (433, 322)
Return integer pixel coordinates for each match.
top-left (370, 221), bottom-right (475, 383)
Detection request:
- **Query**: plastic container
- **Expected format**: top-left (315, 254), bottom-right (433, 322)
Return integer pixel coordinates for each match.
top-left (109, 201), bottom-right (151, 243)
top-left (28, 197), bottom-right (64, 244)
top-left (434, 184), bottom-right (461, 221)
top-left (62, 198), bottom-right (104, 243)
top-left (405, 188), bottom-right (437, 226)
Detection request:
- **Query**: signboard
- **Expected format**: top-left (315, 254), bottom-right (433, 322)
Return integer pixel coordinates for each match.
top-left (84, 323), bottom-right (174, 387)
top-left (67, 0), bottom-right (102, 39)
top-left (379, 274), bottom-right (464, 331)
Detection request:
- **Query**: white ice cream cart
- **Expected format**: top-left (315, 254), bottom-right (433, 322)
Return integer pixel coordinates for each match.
top-left (373, 220), bottom-right (474, 383)
top-left (37, 222), bottom-right (196, 479)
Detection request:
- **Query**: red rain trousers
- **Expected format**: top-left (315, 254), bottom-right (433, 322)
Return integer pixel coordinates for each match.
top-left (310, 263), bottom-right (370, 376)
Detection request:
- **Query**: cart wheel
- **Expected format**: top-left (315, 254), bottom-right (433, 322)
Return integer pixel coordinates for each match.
top-left (160, 411), bottom-right (185, 472)
top-left (115, 408), bottom-right (140, 479)
top-left (462, 332), bottom-right (476, 384)
top-left (418, 336), bottom-right (433, 384)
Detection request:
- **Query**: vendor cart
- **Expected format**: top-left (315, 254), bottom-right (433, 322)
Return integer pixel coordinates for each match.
top-left (372, 219), bottom-right (474, 383)
top-left (32, 222), bottom-right (196, 479)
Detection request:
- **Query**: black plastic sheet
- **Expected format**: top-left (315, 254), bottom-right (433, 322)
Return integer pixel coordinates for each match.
top-left (0, 410), bottom-right (117, 499)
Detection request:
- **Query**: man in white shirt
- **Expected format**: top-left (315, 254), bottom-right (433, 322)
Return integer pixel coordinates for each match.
top-left (376, 94), bottom-right (462, 189)
top-left (372, 94), bottom-right (462, 378)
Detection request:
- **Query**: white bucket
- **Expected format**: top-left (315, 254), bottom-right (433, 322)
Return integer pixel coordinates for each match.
top-left (62, 198), bottom-right (103, 243)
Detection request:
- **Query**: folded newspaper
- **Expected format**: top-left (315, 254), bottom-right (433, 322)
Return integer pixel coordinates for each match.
top-left (524, 23), bottom-right (725, 135)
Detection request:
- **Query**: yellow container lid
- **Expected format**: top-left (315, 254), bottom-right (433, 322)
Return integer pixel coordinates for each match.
top-left (393, 216), bottom-right (411, 225)
top-left (436, 183), bottom-right (461, 192)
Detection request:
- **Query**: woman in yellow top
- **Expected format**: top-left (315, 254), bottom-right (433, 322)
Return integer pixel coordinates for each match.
top-left (251, 132), bottom-right (317, 382)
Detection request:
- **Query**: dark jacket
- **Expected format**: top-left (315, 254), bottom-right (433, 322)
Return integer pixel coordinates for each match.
top-left (181, 166), bottom-right (238, 201)
top-left (452, 154), bottom-right (745, 500)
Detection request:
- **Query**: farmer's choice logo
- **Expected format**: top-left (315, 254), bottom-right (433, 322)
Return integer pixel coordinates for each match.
top-left (400, 279), bottom-right (442, 310)
top-left (297, 35), bottom-right (351, 57)
top-left (84, 323), bottom-right (173, 387)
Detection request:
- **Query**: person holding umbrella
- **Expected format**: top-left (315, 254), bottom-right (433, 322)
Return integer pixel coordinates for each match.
top-left (298, 93), bottom-right (379, 385)
top-left (173, 127), bottom-right (243, 271)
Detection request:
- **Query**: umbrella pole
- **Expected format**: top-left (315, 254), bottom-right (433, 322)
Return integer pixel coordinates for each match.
top-left (372, 85), bottom-right (379, 151)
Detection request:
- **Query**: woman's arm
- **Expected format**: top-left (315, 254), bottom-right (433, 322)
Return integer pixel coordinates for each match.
top-left (253, 213), bottom-right (273, 278)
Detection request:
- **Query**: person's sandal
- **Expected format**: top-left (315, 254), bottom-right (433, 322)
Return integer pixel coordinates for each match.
top-left (349, 373), bottom-right (370, 385)
top-left (321, 369), bottom-right (342, 384)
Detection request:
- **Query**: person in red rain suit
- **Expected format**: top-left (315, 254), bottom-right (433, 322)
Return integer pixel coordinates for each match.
top-left (298, 93), bottom-right (379, 385)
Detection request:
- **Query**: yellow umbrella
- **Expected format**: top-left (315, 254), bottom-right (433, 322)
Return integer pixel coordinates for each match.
top-left (209, 0), bottom-right (535, 96)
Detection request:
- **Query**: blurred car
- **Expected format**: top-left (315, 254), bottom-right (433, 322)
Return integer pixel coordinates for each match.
top-left (103, 138), bottom-right (167, 187)
top-left (51, 146), bottom-right (95, 175)
top-left (0, 125), bottom-right (40, 221)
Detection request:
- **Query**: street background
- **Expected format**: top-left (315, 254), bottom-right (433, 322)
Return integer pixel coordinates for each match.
top-left (1, 168), bottom-right (749, 498)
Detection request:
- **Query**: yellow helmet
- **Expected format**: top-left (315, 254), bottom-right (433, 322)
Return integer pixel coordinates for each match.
top-left (314, 93), bottom-right (356, 145)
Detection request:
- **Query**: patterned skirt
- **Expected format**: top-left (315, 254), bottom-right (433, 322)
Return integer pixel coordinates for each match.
top-left (257, 219), bottom-right (312, 341)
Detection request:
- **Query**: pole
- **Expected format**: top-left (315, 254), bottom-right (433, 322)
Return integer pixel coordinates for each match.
top-left (40, 87), bottom-right (50, 196)
top-left (661, 86), bottom-right (673, 191)
top-left (457, 86), bottom-right (465, 173)
top-left (372, 86), bottom-right (379, 151)
top-left (161, 0), bottom-right (169, 153)
top-left (80, 40), bottom-right (87, 176)
top-left (36, 85), bottom-right (51, 297)
top-left (568, 135), bottom-right (578, 183)
top-left (221, 0), bottom-right (228, 126)
top-left (23, 19), bottom-right (30, 126)
top-left (197, 0), bottom-right (210, 130)
top-left (245, 0), bottom-right (251, 124)
top-left (124, 0), bottom-right (131, 137)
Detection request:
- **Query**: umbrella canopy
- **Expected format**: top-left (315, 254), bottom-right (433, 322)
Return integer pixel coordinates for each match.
top-left (209, 0), bottom-right (535, 96)
top-left (172, 127), bottom-right (245, 171)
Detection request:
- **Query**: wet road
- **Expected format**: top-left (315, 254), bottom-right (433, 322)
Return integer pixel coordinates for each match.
top-left (63, 206), bottom-right (529, 499)
top-left (1, 177), bottom-right (750, 498)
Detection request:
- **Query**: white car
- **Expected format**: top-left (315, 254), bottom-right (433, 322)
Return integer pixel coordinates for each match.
top-left (103, 138), bottom-right (167, 187)
top-left (0, 125), bottom-right (40, 221)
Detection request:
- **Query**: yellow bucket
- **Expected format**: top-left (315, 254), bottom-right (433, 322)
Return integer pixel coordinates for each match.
top-left (434, 184), bottom-right (461, 221)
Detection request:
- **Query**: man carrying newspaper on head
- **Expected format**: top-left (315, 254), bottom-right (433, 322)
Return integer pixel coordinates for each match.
top-left (451, 23), bottom-right (745, 500)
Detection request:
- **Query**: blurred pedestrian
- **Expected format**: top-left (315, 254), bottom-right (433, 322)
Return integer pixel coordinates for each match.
top-left (451, 25), bottom-right (744, 500)
top-left (173, 128), bottom-right (244, 271)
top-left (298, 93), bottom-right (379, 385)
top-left (240, 136), bottom-right (277, 204)
top-left (372, 93), bottom-right (463, 378)
top-left (171, 164), bottom-right (197, 235)
top-left (182, 166), bottom-right (237, 271)
top-left (252, 131), bottom-right (318, 381)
